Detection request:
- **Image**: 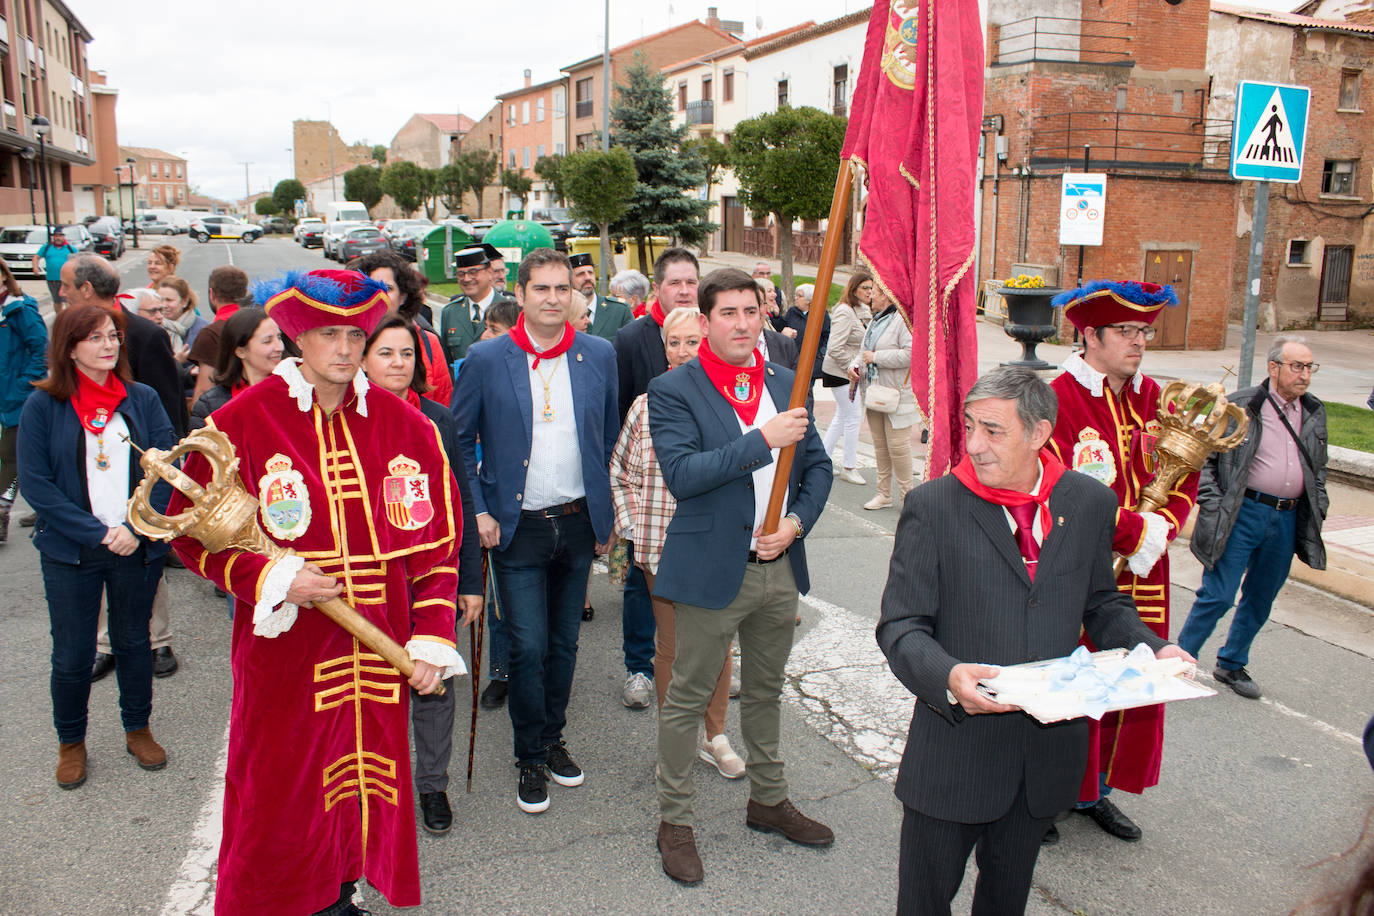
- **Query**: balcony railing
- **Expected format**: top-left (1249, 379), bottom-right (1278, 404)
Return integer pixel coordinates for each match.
top-left (685, 99), bottom-right (714, 126)
top-left (1029, 110), bottom-right (1234, 173)
top-left (575, 99), bottom-right (593, 119)
top-left (992, 16), bottom-right (1132, 67)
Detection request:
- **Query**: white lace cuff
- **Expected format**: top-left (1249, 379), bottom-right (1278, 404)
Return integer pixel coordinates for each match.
top-left (1127, 511), bottom-right (1169, 578)
top-left (406, 638), bottom-right (467, 679)
top-left (253, 555), bottom-right (305, 637)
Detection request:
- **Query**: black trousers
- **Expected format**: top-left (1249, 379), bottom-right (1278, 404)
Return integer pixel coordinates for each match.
top-left (897, 782), bottom-right (1052, 916)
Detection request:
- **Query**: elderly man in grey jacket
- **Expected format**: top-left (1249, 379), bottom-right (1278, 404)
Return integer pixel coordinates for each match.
top-left (1178, 335), bottom-right (1328, 699)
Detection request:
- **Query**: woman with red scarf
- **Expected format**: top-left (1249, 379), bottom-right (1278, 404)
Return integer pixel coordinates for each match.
top-left (188, 307), bottom-right (284, 431)
top-left (362, 313), bottom-right (482, 836)
top-left (17, 305), bottom-right (176, 790)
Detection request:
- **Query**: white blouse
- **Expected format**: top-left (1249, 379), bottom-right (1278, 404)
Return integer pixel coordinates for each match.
top-left (85, 412), bottom-right (131, 528)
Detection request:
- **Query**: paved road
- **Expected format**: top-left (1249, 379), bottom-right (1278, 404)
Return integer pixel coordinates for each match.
top-left (0, 238), bottom-right (1370, 914)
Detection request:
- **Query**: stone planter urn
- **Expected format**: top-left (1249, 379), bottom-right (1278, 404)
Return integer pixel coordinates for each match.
top-left (998, 287), bottom-right (1063, 371)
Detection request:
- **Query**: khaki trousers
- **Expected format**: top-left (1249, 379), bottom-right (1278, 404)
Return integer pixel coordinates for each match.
top-left (97, 577), bottom-right (171, 653)
top-left (643, 567), bottom-right (730, 740)
top-left (868, 409), bottom-right (914, 500)
top-left (657, 559), bottom-right (798, 826)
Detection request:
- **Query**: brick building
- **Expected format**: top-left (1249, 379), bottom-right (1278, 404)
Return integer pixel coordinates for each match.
top-left (561, 12), bottom-right (741, 151)
top-left (389, 113), bottom-right (475, 169)
top-left (460, 102), bottom-right (504, 218)
top-left (1209, 4), bottom-right (1374, 329)
top-left (498, 70), bottom-right (568, 213)
top-left (119, 146), bottom-right (188, 209)
top-left (70, 70), bottom-right (117, 220)
top-left (0, 0), bottom-right (96, 225)
top-left (979, 0), bottom-right (1238, 349)
top-left (293, 120), bottom-right (374, 186)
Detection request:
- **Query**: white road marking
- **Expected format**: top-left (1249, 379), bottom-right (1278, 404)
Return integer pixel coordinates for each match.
top-left (160, 723), bottom-right (229, 916)
top-left (223, 243), bottom-right (234, 266)
top-left (1196, 670), bottom-right (1362, 747)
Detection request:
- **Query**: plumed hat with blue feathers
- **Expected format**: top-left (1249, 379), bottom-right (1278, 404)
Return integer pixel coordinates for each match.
top-left (1052, 279), bottom-right (1178, 332)
top-left (254, 269), bottom-right (390, 340)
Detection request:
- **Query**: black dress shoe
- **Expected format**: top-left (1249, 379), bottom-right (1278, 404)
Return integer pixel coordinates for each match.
top-left (1041, 823), bottom-right (1060, 846)
top-left (91, 652), bottom-right (115, 682)
top-left (419, 791), bottom-right (452, 834)
top-left (153, 646), bottom-right (179, 678)
top-left (480, 680), bottom-right (508, 709)
top-left (1075, 798), bottom-right (1141, 841)
top-left (582, 605), bottom-right (594, 621)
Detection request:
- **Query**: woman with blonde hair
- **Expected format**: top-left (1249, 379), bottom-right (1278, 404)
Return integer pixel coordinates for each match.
top-left (849, 285), bottom-right (919, 509)
top-left (145, 244), bottom-right (180, 286)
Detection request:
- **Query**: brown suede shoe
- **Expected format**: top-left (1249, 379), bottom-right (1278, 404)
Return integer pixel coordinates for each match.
top-left (746, 798), bottom-right (834, 847)
top-left (125, 727), bottom-right (167, 771)
top-left (657, 821), bottom-right (704, 885)
top-left (56, 741), bottom-right (87, 789)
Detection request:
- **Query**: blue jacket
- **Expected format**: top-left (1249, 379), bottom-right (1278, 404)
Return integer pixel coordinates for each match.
top-left (452, 330), bottom-right (619, 552)
top-left (647, 359), bottom-right (832, 609)
top-left (17, 382), bottom-right (175, 564)
top-left (0, 295), bottom-right (47, 427)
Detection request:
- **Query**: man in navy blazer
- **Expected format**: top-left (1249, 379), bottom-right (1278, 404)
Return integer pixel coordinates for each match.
top-left (647, 268), bottom-right (833, 885)
top-left (452, 247), bottom-right (619, 816)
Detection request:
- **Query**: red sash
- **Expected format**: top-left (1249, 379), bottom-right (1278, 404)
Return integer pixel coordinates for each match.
top-left (508, 313), bottom-right (575, 369)
top-left (698, 338), bottom-right (765, 424)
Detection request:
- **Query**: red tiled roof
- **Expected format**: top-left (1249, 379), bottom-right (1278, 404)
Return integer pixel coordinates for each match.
top-left (1211, 2), bottom-right (1374, 35)
top-left (562, 19), bottom-right (740, 72)
top-left (416, 113), bottom-right (476, 133)
top-left (660, 21), bottom-right (816, 74)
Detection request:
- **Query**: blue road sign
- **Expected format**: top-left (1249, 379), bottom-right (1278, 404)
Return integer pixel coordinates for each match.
top-left (1230, 80), bottom-right (1310, 183)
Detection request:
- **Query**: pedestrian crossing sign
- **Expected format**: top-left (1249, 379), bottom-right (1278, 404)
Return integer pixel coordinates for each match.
top-left (1230, 80), bottom-right (1310, 183)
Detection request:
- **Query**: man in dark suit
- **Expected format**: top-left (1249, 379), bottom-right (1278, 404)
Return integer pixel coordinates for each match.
top-left (648, 267), bottom-right (833, 885)
top-left (570, 252), bottom-right (633, 342)
top-left (876, 366), bottom-right (1194, 915)
top-left (452, 247), bottom-right (619, 816)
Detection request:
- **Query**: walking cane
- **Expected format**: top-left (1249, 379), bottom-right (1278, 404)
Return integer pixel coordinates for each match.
top-left (466, 549), bottom-right (488, 793)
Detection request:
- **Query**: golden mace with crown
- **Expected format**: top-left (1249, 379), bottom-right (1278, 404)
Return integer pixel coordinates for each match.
top-left (1113, 381), bottom-right (1250, 576)
top-left (126, 427), bottom-right (442, 695)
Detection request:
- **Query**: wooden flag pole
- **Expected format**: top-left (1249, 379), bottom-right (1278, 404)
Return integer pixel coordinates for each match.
top-left (762, 161), bottom-right (855, 535)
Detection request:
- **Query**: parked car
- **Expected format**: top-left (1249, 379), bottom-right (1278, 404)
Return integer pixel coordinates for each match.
top-left (260, 216), bottom-right (293, 235)
top-left (87, 217), bottom-right (125, 260)
top-left (468, 218), bottom-right (497, 241)
top-left (190, 215), bottom-right (262, 243)
top-left (381, 217), bottom-right (432, 242)
top-left (294, 217), bottom-right (324, 244)
top-left (322, 220), bottom-right (367, 260)
top-left (130, 216), bottom-right (177, 235)
top-left (389, 224), bottom-right (430, 262)
top-left (338, 227), bottom-right (390, 262)
top-left (299, 222), bottom-right (326, 249)
top-left (0, 224), bottom-right (93, 277)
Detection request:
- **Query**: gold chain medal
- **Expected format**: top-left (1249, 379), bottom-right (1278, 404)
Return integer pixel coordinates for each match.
top-left (92, 407), bottom-right (111, 471)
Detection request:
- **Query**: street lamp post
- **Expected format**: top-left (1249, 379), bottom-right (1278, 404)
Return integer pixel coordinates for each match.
top-left (19, 148), bottom-right (36, 224)
top-left (32, 116), bottom-right (52, 243)
top-left (126, 157), bottom-right (139, 249)
top-left (114, 165), bottom-right (126, 236)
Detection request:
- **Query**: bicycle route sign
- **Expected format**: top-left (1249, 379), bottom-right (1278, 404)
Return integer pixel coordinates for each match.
top-left (1230, 80), bottom-right (1310, 183)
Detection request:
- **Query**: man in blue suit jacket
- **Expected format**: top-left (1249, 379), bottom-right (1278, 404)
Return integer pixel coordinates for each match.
top-left (452, 247), bottom-right (619, 816)
top-left (647, 268), bottom-right (833, 885)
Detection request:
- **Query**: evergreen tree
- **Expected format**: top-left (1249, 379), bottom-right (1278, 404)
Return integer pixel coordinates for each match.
top-left (610, 53), bottom-right (715, 273)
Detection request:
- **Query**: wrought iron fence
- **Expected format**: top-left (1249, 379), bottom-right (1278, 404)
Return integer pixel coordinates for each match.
top-left (993, 16), bottom-right (1132, 66)
top-left (1029, 110), bottom-right (1234, 172)
top-left (685, 99), bottom-right (714, 126)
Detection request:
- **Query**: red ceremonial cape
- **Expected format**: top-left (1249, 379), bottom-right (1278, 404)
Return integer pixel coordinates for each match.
top-left (1047, 368), bottom-right (1198, 798)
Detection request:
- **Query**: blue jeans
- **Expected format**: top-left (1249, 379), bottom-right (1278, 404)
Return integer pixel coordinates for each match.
top-left (622, 541), bottom-right (655, 677)
top-left (486, 562), bottom-right (509, 681)
top-left (42, 546), bottom-right (165, 743)
top-left (492, 509), bottom-right (595, 765)
top-left (1178, 498), bottom-right (1297, 670)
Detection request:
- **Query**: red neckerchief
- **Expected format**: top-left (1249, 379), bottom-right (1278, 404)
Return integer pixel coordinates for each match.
top-left (508, 312), bottom-right (575, 369)
top-left (698, 338), bottom-right (766, 425)
top-left (951, 450), bottom-right (1066, 535)
top-left (404, 388), bottom-right (423, 410)
top-left (230, 378), bottom-right (250, 397)
top-left (71, 369), bottom-right (127, 435)
top-left (214, 303), bottom-right (240, 321)
top-left (648, 299), bottom-right (667, 326)
top-left (633, 301), bottom-right (648, 319)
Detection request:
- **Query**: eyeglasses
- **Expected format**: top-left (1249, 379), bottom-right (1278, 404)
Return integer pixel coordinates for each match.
top-left (454, 267), bottom-right (488, 280)
top-left (1101, 324), bottom-right (1157, 342)
top-left (83, 332), bottom-right (123, 345)
top-left (142, 306), bottom-right (166, 316)
top-left (1273, 361), bottom-right (1319, 374)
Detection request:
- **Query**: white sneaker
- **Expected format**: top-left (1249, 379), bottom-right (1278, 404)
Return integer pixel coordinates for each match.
top-left (838, 468), bottom-right (866, 485)
top-left (863, 495), bottom-right (893, 510)
top-left (622, 671), bottom-right (653, 709)
top-left (699, 734), bottom-right (746, 779)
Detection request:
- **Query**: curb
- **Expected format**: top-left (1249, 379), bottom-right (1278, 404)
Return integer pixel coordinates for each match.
top-left (1329, 445), bottom-right (1374, 492)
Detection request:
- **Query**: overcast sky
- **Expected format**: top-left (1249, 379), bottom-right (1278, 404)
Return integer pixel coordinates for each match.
top-left (75, 0), bottom-right (1302, 202)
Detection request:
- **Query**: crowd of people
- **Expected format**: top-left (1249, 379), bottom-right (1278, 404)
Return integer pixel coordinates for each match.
top-left (0, 235), bottom-right (1350, 915)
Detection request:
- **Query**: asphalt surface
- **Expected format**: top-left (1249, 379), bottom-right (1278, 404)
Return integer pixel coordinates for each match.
top-left (0, 236), bottom-right (1370, 915)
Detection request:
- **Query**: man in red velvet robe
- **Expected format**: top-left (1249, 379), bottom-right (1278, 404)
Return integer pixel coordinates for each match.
top-left (1045, 279), bottom-right (1198, 845)
top-left (170, 269), bottom-right (465, 916)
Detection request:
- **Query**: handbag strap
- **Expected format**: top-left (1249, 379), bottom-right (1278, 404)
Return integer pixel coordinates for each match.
top-left (1267, 395), bottom-right (1316, 477)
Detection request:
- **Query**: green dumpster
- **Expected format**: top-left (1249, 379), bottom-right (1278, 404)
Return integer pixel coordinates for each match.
top-left (482, 220), bottom-right (556, 290)
top-left (418, 224), bottom-right (474, 284)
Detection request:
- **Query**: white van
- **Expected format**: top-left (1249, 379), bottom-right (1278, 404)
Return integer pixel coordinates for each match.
top-left (321, 201), bottom-right (370, 223)
top-left (139, 208), bottom-right (196, 232)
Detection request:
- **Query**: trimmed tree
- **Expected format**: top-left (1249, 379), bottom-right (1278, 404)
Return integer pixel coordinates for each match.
top-left (436, 162), bottom-right (466, 215)
top-left (683, 135), bottom-right (730, 190)
top-left (342, 166), bottom-right (383, 212)
top-left (501, 169), bottom-right (533, 213)
top-left (371, 144), bottom-right (388, 165)
top-left (457, 149), bottom-right (499, 217)
top-left (729, 106), bottom-right (847, 303)
top-left (419, 167), bottom-right (440, 221)
top-left (533, 154), bottom-right (567, 206)
top-left (271, 179), bottom-right (306, 216)
top-left (610, 53), bottom-right (715, 273)
top-left (254, 197), bottom-right (279, 217)
top-left (561, 147), bottom-right (637, 291)
top-left (381, 160), bottom-right (426, 216)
